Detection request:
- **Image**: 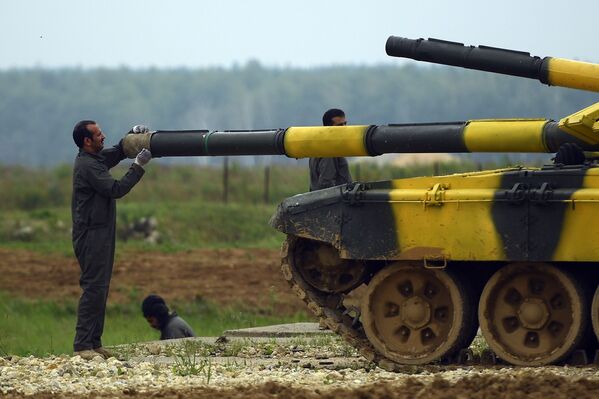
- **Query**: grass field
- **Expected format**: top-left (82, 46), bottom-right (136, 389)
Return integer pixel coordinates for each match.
top-left (0, 201), bottom-right (285, 255)
top-left (0, 161), bottom-right (517, 357)
top-left (0, 160), bottom-right (512, 254)
top-left (0, 159), bottom-right (502, 211)
top-left (0, 292), bottom-right (310, 357)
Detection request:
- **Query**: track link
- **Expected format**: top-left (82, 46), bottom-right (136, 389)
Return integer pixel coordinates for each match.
top-left (280, 236), bottom-right (599, 368)
top-left (280, 236), bottom-right (390, 368)
top-left (281, 236), bottom-right (476, 369)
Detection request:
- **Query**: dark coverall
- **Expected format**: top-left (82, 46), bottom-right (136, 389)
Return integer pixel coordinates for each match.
top-left (309, 157), bottom-right (352, 191)
top-left (71, 145), bottom-right (144, 351)
top-left (160, 313), bottom-right (196, 340)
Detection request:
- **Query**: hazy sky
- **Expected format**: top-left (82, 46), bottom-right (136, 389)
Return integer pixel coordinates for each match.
top-left (1, 0), bottom-right (597, 69)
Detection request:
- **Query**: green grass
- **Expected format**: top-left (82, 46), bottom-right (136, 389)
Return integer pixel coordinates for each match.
top-left (0, 160), bottom-right (522, 255)
top-left (0, 163), bottom-right (311, 211)
top-left (0, 160), bottom-right (517, 211)
top-left (0, 161), bottom-right (513, 357)
top-left (0, 201), bottom-right (286, 254)
top-left (0, 292), bottom-right (310, 357)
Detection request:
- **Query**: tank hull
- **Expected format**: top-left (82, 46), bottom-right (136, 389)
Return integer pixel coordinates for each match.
top-left (275, 166), bottom-right (599, 367)
top-left (272, 165), bottom-right (599, 262)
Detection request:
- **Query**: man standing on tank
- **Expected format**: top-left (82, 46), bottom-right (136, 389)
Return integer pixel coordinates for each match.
top-left (309, 108), bottom-right (353, 191)
top-left (71, 121), bottom-right (152, 360)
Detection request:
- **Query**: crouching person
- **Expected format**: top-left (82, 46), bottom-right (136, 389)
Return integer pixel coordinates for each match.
top-left (142, 295), bottom-right (196, 340)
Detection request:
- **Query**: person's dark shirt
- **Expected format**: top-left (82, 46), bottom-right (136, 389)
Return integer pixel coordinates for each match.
top-left (160, 313), bottom-right (196, 340)
top-left (71, 145), bottom-right (144, 239)
top-left (309, 157), bottom-right (352, 191)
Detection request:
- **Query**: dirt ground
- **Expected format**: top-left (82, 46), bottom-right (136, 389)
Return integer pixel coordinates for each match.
top-left (5, 374), bottom-right (599, 399)
top-left (3, 248), bottom-right (599, 399)
top-left (0, 247), bottom-right (305, 313)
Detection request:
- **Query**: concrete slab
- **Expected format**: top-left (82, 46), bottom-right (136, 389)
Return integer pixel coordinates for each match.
top-left (110, 323), bottom-right (337, 362)
top-left (223, 322), bottom-right (332, 338)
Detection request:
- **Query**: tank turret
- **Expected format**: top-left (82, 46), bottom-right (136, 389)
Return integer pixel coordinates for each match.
top-left (123, 37), bottom-right (599, 368)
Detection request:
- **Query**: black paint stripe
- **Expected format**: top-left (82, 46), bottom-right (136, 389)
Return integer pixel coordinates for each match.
top-left (386, 36), bottom-right (545, 80)
top-left (150, 129), bottom-right (286, 157)
top-left (271, 181), bottom-right (399, 260)
top-left (492, 167), bottom-right (587, 261)
top-left (369, 123), bottom-right (468, 155)
top-left (539, 58), bottom-right (552, 85)
top-left (542, 122), bottom-right (599, 152)
top-left (340, 181), bottom-right (399, 260)
top-left (150, 130), bottom-right (208, 157)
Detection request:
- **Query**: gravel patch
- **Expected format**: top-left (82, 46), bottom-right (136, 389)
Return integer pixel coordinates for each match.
top-left (3, 338), bottom-right (599, 398)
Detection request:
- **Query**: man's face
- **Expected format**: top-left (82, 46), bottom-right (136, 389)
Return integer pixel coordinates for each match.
top-left (331, 116), bottom-right (347, 126)
top-left (146, 316), bottom-right (160, 330)
top-left (84, 124), bottom-right (105, 153)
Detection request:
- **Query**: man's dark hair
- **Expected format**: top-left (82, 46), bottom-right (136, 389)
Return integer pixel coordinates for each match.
top-left (72, 120), bottom-right (96, 148)
top-left (322, 108), bottom-right (345, 126)
top-left (142, 294), bottom-right (171, 328)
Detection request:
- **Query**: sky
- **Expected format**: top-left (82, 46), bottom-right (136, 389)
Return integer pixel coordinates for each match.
top-left (0, 0), bottom-right (597, 69)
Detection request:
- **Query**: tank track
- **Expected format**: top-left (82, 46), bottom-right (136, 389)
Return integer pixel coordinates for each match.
top-left (280, 236), bottom-right (391, 368)
top-left (280, 235), bottom-right (482, 369)
top-left (280, 236), bottom-right (596, 369)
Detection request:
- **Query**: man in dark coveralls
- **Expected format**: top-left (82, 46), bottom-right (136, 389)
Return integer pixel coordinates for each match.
top-left (309, 108), bottom-right (353, 191)
top-left (71, 120), bottom-right (151, 360)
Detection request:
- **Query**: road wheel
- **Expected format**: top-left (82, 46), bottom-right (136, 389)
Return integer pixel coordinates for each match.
top-left (479, 263), bottom-right (587, 366)
top-left (361, 263), bottom-right (476, 364)
top-left (590, 284), bottom-right (599, 344)
top-left (290, 238), bottom-right (367, 294)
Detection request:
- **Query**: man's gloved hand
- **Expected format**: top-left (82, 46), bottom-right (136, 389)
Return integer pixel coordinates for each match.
top-left (554, 143), bottom-right (585, 165)
top-left (130, 125), bottom-right (150, 134)
top-left (134, 148), bottom-right (152, 167)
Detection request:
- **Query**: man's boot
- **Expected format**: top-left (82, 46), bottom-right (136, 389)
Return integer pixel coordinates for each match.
top-left (94, 347), bottom-right (115, 359)
top-left (74, 349), bottom-right (102, 361)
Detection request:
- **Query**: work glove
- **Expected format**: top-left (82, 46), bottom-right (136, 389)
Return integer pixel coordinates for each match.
top-left (553, 143), bottom-right (585, 165)
top-left (130, 124), bottom-right (150, 134)
top-left (134, 148), bottom-right (152, 167)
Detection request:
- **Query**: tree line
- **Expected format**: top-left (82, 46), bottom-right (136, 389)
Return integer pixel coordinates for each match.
top-left (0, 62), bottom-right (597, 166)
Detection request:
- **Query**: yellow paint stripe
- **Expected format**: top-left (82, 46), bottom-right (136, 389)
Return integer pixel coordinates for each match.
top-left (389, 172), bottom-right (506, 261)
top-left (391, 168), bottom-right (519, 190)
top-left (463, 120), bottom-right (548, 152)
top-left (554, 172), bottom-right (599, 261)
top-left (284, 126), bottom-right (369, 158)
top-left (548, 58), bottom-right (599, 93)
top-left (558, 102), bottom-right (599, 144)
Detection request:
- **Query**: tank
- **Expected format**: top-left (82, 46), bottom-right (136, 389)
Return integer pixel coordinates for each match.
top-left (122, 38), bottom-right (599, 367)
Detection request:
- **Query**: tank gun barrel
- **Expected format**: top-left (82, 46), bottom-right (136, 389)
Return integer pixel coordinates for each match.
top-left (386, 36), bottom-right (599, 93)
top-left (122, 117), bottom-right (599, 159)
